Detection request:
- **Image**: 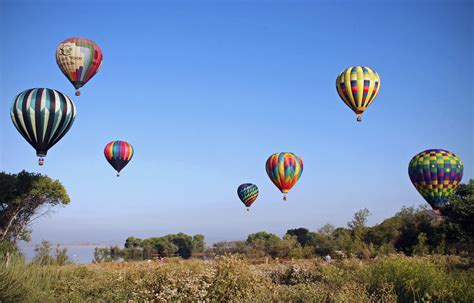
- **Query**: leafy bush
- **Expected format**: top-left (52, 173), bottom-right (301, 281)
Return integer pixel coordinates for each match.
top-left (0, 256), bottom-right (472, 302)
top-left (360, 255), bottom-right (474, 302)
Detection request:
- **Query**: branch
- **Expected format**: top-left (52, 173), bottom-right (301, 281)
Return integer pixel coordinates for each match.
top-left (0, 205), bottom-right (24, 241)
top-left (28, 205), bottom-right (55, 225)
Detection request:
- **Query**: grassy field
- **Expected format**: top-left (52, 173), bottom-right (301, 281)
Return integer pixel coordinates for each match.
top-left (1, 255), bottom-right (473, 302)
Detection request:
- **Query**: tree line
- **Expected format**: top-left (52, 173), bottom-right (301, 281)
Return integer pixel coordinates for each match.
top-left (96, 180), bottom-right (473, 262)
top-left (0, 170), bottom-right (472, 264)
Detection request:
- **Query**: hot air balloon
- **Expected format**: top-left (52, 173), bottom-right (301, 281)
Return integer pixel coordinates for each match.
top-left (408, 149), bottom-right (463, 214)
top-left (10, 88), bottom-right (76, 165)
top-left (237, 183), bottom-right (259, 211)
top-left (336, 66), bottom-right (380, 122)
top-left (56, 37), bottom-right (103, 96)
top-left (265, 152), bottom-right (303, 200)
top-left (104, 141), bottom-right (134, 176)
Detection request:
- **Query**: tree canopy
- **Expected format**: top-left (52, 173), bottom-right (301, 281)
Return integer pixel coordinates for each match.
top-left (0, 171), bottom-right (70, 247)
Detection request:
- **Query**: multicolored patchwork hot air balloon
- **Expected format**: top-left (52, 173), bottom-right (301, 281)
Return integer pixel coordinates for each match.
top-left (104, 141), bottom-right (134, 177)
top-left (408, 149), bottom-right (463, 213)
top-left (10, 88), bottom-right (76, 165)
top-left (56, 37), bottom-right (103, 96)
top-left (336, 66), bottom-right (380, 122)
top-left (237, 183), bottom-right (259, 211)
top-left (265, 152), bottom-right (303, 200)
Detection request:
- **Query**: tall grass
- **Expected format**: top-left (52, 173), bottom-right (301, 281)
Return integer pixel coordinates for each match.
top-left (1, 255), bottom-right (472, 302)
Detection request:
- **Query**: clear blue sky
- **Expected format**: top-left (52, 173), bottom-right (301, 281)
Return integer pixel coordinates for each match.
top-left (1, 0), bottom-right (472, 245)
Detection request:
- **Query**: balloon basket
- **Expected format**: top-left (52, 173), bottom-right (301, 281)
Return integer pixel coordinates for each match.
top-left (246, 208), bottom-right (250, 212)
top-left (283, 195), bottom-right (287, 201)
top-left (38, 158), bottom-right (44, 166)
top-left (356, 115), bottom-right (362, 122)
top-left (75, 90), bottom-right (81, 96)
top-left (116, 171), bottom-right (120, 177)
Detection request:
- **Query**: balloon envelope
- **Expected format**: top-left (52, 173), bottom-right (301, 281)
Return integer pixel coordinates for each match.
top-left (265, 152), bottom-right (303, 197)
top-left (10, 88), bottom-right (76, 158)
top-left (237, 183), bottom-right (259, 208)
top-left (336, 66), bottom-right (380, 120)
top-left (104, 141), bottom-right (134, 175)
top-left (408, 149), bottom-right (463, 210)
top-left (56, 37), bottom-right (103, 94)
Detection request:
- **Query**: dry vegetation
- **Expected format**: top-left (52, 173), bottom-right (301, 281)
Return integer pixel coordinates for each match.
top-left (1, 255), bottom-right (473, 302)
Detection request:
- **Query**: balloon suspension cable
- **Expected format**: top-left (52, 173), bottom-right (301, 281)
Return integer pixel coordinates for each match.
top-left (116, 171), bottom-right (120, 177)
top-left (283, 195), bottom-right (287, 201)
top-left (38, 157), bottom-right (45, 166)
top-left (356, 115), bottom-right (362, 122)
top-left (75, 90), bottom-right (81, 96)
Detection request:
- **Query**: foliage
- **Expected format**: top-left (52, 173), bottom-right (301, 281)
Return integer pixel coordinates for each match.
top-left (0, 171), bottom-right (70, 249)
top-left (32, 240), bottom-right (72, 266)
top-left (360, 255), bottom-right (474, 302)
top-left (101, 180), bottom-right (474, 262)
top-left (108, 232), bottom-right (206, 261)
top-left (1, 255), bottom-right (471, 302)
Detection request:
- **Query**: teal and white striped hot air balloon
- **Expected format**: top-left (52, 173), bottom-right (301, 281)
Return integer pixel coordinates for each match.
top-left (10, 88), bottom-right (76, 165)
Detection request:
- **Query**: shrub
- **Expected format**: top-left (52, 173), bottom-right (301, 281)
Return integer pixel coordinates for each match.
top-left (360, 255), bottom-right (474, 302)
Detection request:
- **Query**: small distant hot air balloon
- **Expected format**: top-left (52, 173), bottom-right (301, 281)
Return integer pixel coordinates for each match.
top-left (10, 88), bottom-right (76, 165)
top-left (56, 37), bottom-right (103, 96)
top-left (237, 183), bottom-right (259, 211)
top-left (408, 149), bottom-right (463, 214)
top-left (336, 66), bottom-right (380, 122)
top-left (265, 152), bottom-right (303, 200)
top-left (104, 141), bottom-right (134, 177)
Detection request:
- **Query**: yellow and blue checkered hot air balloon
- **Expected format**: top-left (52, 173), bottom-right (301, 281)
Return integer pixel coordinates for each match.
top-left (336, 66), bottom-right (380, 122)
top-left (408, 149), bottom-right (463, 213)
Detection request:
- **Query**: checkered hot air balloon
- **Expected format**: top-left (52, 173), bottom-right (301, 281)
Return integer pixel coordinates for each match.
top-left (10, 88), bottom-right (76, 165)
top-left (237, 183), bottom-right (259, 211)
top-left (56, 37), bottom-right (103, 96)
top-left (104, 141), bottom-right (134, 177)
top-left (408, 149), bottom-right (463, 212)
top-left (265, 152), bottom-right (303, 200)
top-left (336, 66), bottom-right (380, 122)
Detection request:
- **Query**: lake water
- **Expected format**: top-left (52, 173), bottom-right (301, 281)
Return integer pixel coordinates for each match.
top-left (20, 245), bottom-right (104, 264)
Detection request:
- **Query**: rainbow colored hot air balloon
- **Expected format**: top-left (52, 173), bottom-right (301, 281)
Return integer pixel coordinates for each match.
top-left (408, 149), bottom-right (463, 212)
top-left (104, 141), bottom-right (134, 176)
top-left (336, 66), bottom-right (380, 122)
top-left (10, 88), bottom-right (76, 165)
top-left (237, 183), bottom-right (259, 211)
top-left (265, 152), bottom-right (303, 200)
top-left (56, 37), bottom-right (103, 96)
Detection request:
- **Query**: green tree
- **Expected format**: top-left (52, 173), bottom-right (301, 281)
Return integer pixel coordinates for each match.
top-left (286, 228), bottom-right (311, 246)
top-left (442, 179), bottom-right (474, 254)
top-left (318, 224), bottom-right (335, 239)
top-left (163, 233), bottom-right (194, 259)
top-left (32, 240), bottom-right (54, 265)
top-left (413, 232), bottom-right (428, 256)
top-left (124, 237), bottom-right (142, 248)
top-left (277, 235), bottom-right (303, 259)
top-left (153, 238), bottom-right (178, 257)
top-left (94, 247), bottom-right (113, 263)
top-left (192, 234), bottom-right (205, 253)
top-left (307, 232), bottom-right (335, 256)
top-left (347, 208), bottom-right (372, 257)
top-left (0, 171), bottom-right (70, 248)
top-left (32, 241), bottom-right (72, 265)
top-left (247, 232), bottom-right (282, 258)
top-left (333, 227), bottom-right (353, 254)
